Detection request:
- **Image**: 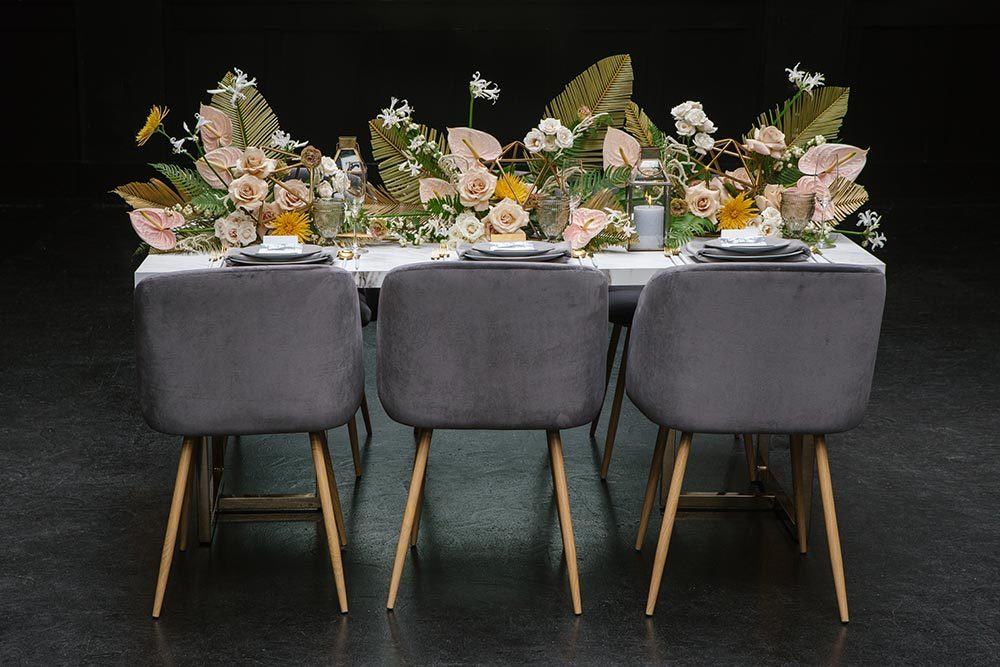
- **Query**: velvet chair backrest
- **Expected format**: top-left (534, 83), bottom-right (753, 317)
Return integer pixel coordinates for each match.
top-left (376, 262), bottom-right (608, 430)
top-left (626, 263), bottom-right (886, 434)
top-left (135, 265), bottom-right (364, 436)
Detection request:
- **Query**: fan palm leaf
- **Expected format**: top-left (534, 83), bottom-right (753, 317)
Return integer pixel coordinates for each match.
top-left (544, 54), bottom-right (634, 168)
top-left (210, 71), bottom-right (282, 151)
top-left (828, 177), bottom-right (868, 223)
top-left (368, 119), bottom-right (447, 204)
top-left (112, 178), bottom-right (186, 209)
top-left (758, 86), bottom-right (850, 148)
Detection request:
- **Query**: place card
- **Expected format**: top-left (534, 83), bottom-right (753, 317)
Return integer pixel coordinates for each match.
top-left (259, 235), bottom-right (302, 254)
top-left (487, 241), bottom-right (535, 250)
top-left (717, 236), bottom-right (769, 248)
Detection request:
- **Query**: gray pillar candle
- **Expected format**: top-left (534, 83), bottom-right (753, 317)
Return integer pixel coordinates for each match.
top-left (632, 204), bottom-right (664, 250)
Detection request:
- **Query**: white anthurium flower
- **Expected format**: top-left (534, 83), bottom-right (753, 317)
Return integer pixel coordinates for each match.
top-left (538, 118), bottom-right (562, 135)
top-left (469, 71), bottom-right (500, 103)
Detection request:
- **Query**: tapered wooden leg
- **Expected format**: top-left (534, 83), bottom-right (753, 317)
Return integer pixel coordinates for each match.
top-left (409, 435), bottom-right (428, 547)
top-left (197, 437), bottom-right (212, 545)
top-left (319, 431), bottom-right (348, 548)
top-left (790, 434), bottom-right (808, 553)
top-left (646, 432), bottom-right (692, 616)
top-left (636, 426), bottom-right (668, 550)
top-left (388, 429), bottom-right (432, 610)
top-left (590, 324), bottom-right (622, 436)
top-left (310, 432), bottom-right (348, 613)
top-left (360, 392), bottom-right (373, 437)
top-left (152, 436), bottom-right (197, 618)
top-left (347, 415), bottom-right (362, 478)
top-left (600, 326), bottom-right (631, 479)
top-left (815, 435), bottom-right (849, 623)
top-left (548, 430), bottom-right (582, 615)
top-left (178, 462), bottom-right (194, 552)
top-left (742, 433), bottom-right (757, 483)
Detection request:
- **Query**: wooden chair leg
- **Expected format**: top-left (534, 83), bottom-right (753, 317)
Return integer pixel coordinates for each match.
top-left (790, 434), bottom-right (808, 554)
top-left (360, 392), bottom-right (373, 437)
top-left (319, 431), bottom-right (348, 547)
top-left (347, 415), bottom-right (362, 478)
top-left (547, 430), bottom-right (582, 615)
top-left (636, 426), bottom-right (668, 550)
top-left (645, 431), bottom-right (692, 616)
top-left (388, 429), bottom-right (432, 610)
top-left (409, 435), bottom-right (428, 547)
top-left (815, 434), bottom-right (849, 623)
top-left (599, 326), bottom-right (631, 479)
top-left (152, 436), bottom-right (197, 618)
top-left (742, 433), bottom-right (757, 483)
top-left (310, 432), bottom-right (348, 613)
top-left (659, 429), bottom-right (676, 511)
top-left (178, 462), bottom-right (194, 552)
top-left (590, 324), bottom-right (622, 436)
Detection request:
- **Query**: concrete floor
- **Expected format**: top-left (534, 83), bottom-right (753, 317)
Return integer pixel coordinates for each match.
top-left (2, 201), bottom-right (998, 664)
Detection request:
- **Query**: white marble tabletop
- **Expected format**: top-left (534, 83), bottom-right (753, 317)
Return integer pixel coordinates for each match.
top-left (134, 234), bottom-right (885, 288)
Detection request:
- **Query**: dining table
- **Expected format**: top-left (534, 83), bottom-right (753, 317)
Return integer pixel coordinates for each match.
top-left (134, 233), bottom-right (885, 286)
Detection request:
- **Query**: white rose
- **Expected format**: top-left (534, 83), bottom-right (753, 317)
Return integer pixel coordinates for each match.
top-left (214, 211), bottom-right (257, 247)
top-left (538, 117), bottom-right (562, 135)
top-left (758, 206), bottom-right (783, 237)
top-left (524, 128), bottom-right (545, 153)
top-left (234, 216), bottom-right (257, 246)
top-left (317, 181), bottom-right (334, 199)
top-left (699, 118), bottom-right (717, 134)
top-left (542, 134), bottom-right (558, 151)
top-left (555, 125), bottom-right (574, 149)
top-left (455, 211), bottom-right (485, 241)
top-left (684, 108), bottom-right (708, 126)
top-left (320, 156), bottom-right (338, 175)
top-left (692, 132), bottom-right (715, 154)
top-left (484, 198), bottom-right (529, 234)
top-left (675, 120), bottom-right (696, 137)
top-left (670, 101), bottom-right (694, 119)
top-left (456, 166), bottom-right (497, 211)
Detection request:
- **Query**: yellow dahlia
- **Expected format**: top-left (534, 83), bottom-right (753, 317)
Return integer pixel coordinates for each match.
top-left (135, 105), bottom-right (169, 146)
top-left (269, 211), bottom-right (313, 242)
top-left (717, 192), bottom-right (758, 230)
top-left (494, 173), bottom-right (530, 203)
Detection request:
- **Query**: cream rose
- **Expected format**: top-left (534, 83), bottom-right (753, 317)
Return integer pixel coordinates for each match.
top-left (684, 108), bottom-right (708, 126)
top-left (555, 125), bottom-right (574, 149)
top-left (238, 146), bottom-right (276, 178)
top-left (214, 211), bottom-right (257, 248)
top-left (744, 125), bottom-right (786, 158)
top-left (684, 181), bottom-right (721, 223)
top-left (675, 119), bottom-right (695, 137)
top-left (456, 166), bottom-right (497, 211)
top-left (538, 117), bottom-right (562, 135)
top-left (524, 128), bottom-right (545, 153)
top-left (692, 132), bottom-right (715, 155)
top-left (274, 178), bottom-right (310, 211)
top-left (453, 211), bottom-right (486, 242)
top-left (316, 181), bottom-right (334, 199)
top-left (758, 206), bottom-right (783, 236)
top-left (484, 198), bottom-right (529, 234)
top-left (754, 183), bottom-right (783, 212)
top-left (227, 174), bottom-right (269, 212)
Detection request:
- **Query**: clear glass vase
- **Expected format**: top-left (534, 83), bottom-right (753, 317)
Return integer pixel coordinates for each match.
top-left (780, 192), bottom-right (815, 239)
top-left (536, 191), bottom-right (570, 241)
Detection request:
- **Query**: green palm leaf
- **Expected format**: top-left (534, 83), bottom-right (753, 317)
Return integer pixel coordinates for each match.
top-left (111, 178), bottom-right (186, 209)
top-left (829, 177), bottom-right (868, 223)
top-left (758, 86), bottom-right (850, 147)
top-left (150, 163), bottom-right (208, 200)
top-left (210, 71), bottom-right (282, 150)
top-left (544, 54), bottom-right (634, 168)
top-left (368, 119), bottom-right (447, 204)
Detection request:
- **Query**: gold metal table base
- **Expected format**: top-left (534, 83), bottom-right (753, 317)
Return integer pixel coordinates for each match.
top-left (195, 435), bottom-right (324, 545)
top-left (663, 434), bottom-right (816, 546)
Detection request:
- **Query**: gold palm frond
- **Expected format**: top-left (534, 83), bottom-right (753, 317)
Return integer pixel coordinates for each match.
top-left (624, 101), bottom-right (657, 146)
top-left (364, 183), bottom-right (427, 216)
top-left (584, 188), bottom-right (622, 212)
top-left (758, 86), bottom-right (850, 148)
top-left (209, 71), bottom-right (281, 150)
top-left (544, 54), bottom-right (634, 168)
top-left (828, 177), bottom-right (868, 223)
top-left (368, 119), bottom-right (447, 204)
top-left (111, 178), bottom-right (186, 209)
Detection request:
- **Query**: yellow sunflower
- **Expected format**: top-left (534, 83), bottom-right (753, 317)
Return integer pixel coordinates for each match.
top-left (269, 211), bottom-right (313, 242)
top-left (494, 172), bottom-right (530, 203)
top-left (717, 192), bottom-right (758, 230)
top-left (135, 105), bottom-right (169, 146)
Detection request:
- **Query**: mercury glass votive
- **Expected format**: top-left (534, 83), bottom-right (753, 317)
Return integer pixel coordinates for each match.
top-left (780, 192), bottom-right (815, 239)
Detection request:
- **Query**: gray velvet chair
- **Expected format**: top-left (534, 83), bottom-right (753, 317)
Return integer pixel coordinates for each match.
top-left (377, 262), bottom-right (608, 615)
top-left (626, 263), bottom-right (885, 621)
top-left (135, 265), bottom-right (364, 616)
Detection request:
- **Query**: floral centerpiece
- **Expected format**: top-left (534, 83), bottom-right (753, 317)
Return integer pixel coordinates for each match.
top-left (115, 69), bottom-right (351, 253)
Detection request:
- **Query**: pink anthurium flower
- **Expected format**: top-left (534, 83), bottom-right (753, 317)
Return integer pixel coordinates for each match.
top-left (602, 127), bottom-right (641, 170)
top-left (129, 208), bottom-right (184, 250)
top-left (447, 127), bottom-right (502, 162)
